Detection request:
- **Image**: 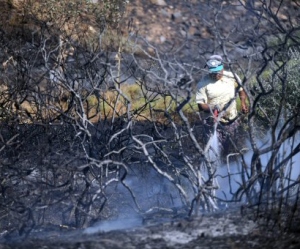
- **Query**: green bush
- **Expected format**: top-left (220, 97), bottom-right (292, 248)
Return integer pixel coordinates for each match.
top-left (251, 48), bottom-right (300, 125)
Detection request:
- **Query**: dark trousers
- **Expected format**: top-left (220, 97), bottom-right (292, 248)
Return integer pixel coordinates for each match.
top-left (202, 117), bottom-right (242, 158)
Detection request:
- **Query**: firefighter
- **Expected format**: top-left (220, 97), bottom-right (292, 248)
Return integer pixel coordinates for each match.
top-left (196, 55), bottom-right (248, 124)
top-left (196, 55), bottom-right (249, 152)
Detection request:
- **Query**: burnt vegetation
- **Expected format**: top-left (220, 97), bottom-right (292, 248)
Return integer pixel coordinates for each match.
top-left (0, 0), bottom-right (300, 240)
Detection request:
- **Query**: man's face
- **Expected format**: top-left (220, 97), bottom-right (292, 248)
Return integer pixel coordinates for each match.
top-left (209, 70), bottom-right (223, 80)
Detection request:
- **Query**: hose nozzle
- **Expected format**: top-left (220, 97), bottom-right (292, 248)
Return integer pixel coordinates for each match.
top-left (213, 105), bottom-right (220, 122)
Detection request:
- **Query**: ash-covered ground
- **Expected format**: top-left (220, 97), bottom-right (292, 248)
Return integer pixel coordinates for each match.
top-left (1, 156), bottom-right (300, 249)
top-left (1, 206), bottom-right (300, 249)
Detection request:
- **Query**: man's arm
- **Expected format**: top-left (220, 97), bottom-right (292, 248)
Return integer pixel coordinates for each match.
top-left (198, 103), bottom-right (211, 112)
top-left (196, 86), bottom-right (211, 113)
top-left (234, 73), bottom-right (249, 114)
top-left (239, 90), bottom-right (249, 114)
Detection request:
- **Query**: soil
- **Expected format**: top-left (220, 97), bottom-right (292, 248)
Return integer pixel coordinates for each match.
top-left (1, 207), bottom-right (300, 249)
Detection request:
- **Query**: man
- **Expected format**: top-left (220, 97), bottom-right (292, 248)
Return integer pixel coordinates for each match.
top-left (196, 55), bottom-right (248, 152)
top-left (196, 55), bottom-right (248, 124)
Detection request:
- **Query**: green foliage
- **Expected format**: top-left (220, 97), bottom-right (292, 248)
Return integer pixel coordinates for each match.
top-left (252, 48), bottom-right (300, 125)
top-left (283, 50), bottom-right (300, 110)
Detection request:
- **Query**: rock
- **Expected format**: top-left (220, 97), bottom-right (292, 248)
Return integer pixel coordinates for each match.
top-left (160, 35), bottom-right (166, 43)
top-left (160, 9), bottom-right (170, 17)
top-left (171, 11), bottom-right (182, 21)
top-left (150, 0), bottom-right (167, 6)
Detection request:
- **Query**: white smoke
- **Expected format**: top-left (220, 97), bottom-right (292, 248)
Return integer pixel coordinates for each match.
top-left (84, 217), bottom-right (143, 234)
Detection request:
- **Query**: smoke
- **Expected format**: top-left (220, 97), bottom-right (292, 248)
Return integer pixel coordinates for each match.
top-left (215, 131), bottom-right (300, 201)
top-left (84, 129), bottom-right (300, 233)
top-left (84, 217), bottom-right (143, 234)
top-left (208, 129), bottom-right (221, 164)
top-left (83, 163), bottom-right (190, 234)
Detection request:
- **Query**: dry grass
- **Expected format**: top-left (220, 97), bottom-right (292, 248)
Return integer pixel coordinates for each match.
top-left (0, 78), bottom-right (199, 124)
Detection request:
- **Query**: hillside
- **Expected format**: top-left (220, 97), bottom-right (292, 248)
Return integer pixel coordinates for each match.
top-left (124, 0), bottom-right (299, 62)
top-left (2, 0), bottom-right (299, 63)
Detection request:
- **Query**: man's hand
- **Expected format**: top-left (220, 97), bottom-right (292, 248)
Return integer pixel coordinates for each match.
top-left (198, 103), bottom-right (211, 112)
top-left (241, 103), bottom-right (249, 114)
top-left (198, 103), bottom-right (221, 113)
